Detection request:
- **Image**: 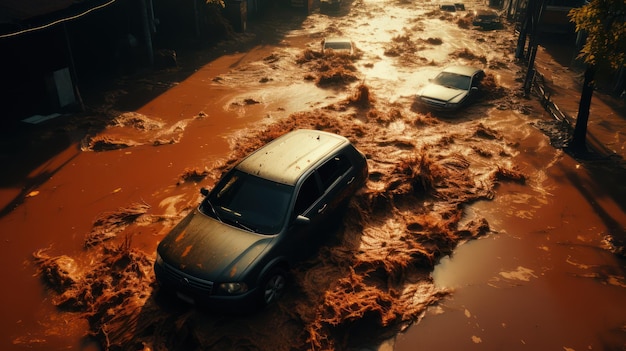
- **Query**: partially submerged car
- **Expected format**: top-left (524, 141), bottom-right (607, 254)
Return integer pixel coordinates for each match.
top-left (154, 129), bottom-right (368, 310)
top-left (472, 9), bottom-right (502, 29)
top-left (440, 3), bottom-right (465, 11)
top-left (320, 0), bottom-right (341, 10)
top-left (416, 65), bottom-right (485, 111)
top-left (322, 37), bottom-right (354, 56)
top-left (440, 3), bottom-right (457, 11)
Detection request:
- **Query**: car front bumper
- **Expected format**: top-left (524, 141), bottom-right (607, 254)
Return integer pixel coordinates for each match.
top-left (154, 260), bottom-right (259, 310)
top-left (417, 96), bottom-right (460, 111)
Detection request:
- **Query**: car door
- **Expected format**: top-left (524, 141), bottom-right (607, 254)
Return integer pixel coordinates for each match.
top-left (302, 153), bottom-right (355, 238)
top-left (284, 171), bottom-right (325, 259)
top-left (282, 153), bottom-right (357, 260)
top-left (471, 71), bottom-right (485, 91)
top-left (316, 153), bottom-right (355, 219)
top-left (468, 71), bottom-right (485, 102)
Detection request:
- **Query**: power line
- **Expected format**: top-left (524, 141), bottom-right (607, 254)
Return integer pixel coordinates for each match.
top-left (0, 0), bottom-right (117, 39)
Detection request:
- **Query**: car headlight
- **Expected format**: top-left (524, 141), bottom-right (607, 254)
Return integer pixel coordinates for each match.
top-left (449, 94), bottom-right (466, 105)
top-left (219, 282), bottom-right (249, 295)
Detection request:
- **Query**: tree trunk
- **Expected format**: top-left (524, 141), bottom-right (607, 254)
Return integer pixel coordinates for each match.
top-left (569, 64), bottom-right (596, 153)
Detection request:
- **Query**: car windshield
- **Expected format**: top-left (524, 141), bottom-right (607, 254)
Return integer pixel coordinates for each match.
top-left (433, 72), bottom-right (472, 90)
top-left (479, 13), bottom-right (497, 20)
top-left (201, 170), bottom-right (294, 234)
top-left (325, 41), bottom-right (351, 51)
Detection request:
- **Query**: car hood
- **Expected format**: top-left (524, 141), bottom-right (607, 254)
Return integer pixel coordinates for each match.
top-left (157, 209), bottom-right (273, 281)
top-left (418, 84), bottom-right (466, 102)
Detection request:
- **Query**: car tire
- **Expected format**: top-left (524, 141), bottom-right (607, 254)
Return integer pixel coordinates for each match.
top-left (260, 268), bottom-right (288, 306)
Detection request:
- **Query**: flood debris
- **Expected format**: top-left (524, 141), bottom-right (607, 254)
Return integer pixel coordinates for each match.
top-left (296, 48), bottom-right (323, 64)
top-left (492, 166), bottom-right (527, 184)
top-left (604, 235), bottom-right (626, 258)
top-left (316, 65), bottom-right (359, 86)
top-left (33, 248), bottom-right (79, 294)
top-left (423, 37), bottom-right (443, 45)
top-left (81, 113), bottom-right (187, 151)
top-left (533, 119), bottom-right (573, 148)
top-left (479, 73), bottom-right (508, 100)
top-left (298, 47), bottom-right (360, 86)
top-left (34, 236), bottom-right (159, 349)
top-left (82, 135), bottom-right (139, 151)
top-left (154, 49), bottom-right (178, 69)
top-left (176, 167), bottom-right (210, 185)
top-left (113, 112), bottom-right (165, 131)
top-left (456, 15), bottom-right (472, 29)
top-left (84, 203), bottom-right (151, 247)
top-left (473, 123), bottom-right (501, 140)
top-left (383, 33), bottom-right (438, 65)
top-left (348, 82), bottom-right (374, 108)
top-left (450, 47), bottom-right (487, 64)
top-left (230, 98), bottom-right (261, 108)
top-left (385, 34), bottom-right (418, 57)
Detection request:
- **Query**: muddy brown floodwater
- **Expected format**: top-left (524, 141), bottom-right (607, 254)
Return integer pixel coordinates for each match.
top-left (1, 0), bottom-right (625, 350)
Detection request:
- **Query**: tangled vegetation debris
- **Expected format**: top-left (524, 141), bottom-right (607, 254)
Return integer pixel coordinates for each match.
top-left (81, 113), bottom-right (188, 151)
top-left (297, 47), bottom-right (360, 86)
top-left (84, 203), bottom-right (152, 247)
top-left (176, 167), bottom-right (210, 185)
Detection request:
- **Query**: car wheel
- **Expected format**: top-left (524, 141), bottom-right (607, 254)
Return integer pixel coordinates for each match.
top-left (261, 268), bottom-right (287, 306)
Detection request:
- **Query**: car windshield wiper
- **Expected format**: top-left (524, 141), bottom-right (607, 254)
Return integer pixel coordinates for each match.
top-left (218, 207), bottom-right (256, 232)
top-left (234, 220), bottom-right (256, 233)
top-left (205, 199), bottom-right (222, 223)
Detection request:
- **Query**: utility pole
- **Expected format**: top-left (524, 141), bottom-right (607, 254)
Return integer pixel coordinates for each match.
top-left (515, 0), bottom-right (533, 59)
top-left (515, 0), bottom-right (546, 95)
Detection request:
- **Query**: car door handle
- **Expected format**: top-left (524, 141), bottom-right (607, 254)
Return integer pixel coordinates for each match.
top-left (347, 176), bottom-right (355, 185)
top-left (318, 203), bottom-right (327, 214)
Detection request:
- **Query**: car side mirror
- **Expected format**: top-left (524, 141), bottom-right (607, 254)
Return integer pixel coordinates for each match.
top-left (295, 215), bottom-right (311, 225)
top-left (200, 188), bottom-right (209, 197)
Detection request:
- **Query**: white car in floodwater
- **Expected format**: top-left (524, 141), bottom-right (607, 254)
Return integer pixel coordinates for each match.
top-left (416, 65), bottom-right (485, 111)
top-left (322, 37), bottom-right (354, 56)
top-left (320, 0), bottom-right (342, 10)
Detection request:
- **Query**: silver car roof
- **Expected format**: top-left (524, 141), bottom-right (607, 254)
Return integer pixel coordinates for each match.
top-left (442, 65), bottom-right (483, 77)
top-left (324, 37), bottom-right (351, 44)
top-left (236, 129), bottom-right (350, 185)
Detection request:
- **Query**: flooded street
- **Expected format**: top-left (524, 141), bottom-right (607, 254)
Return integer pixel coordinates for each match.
top-left (396, 115), bottom-right (626, 350)
top-left (1, 0), bottom-right (625, 350)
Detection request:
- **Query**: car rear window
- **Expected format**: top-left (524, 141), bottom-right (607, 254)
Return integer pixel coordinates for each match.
top-left (324, 41), bottom-right (352, 51)
top-left (317, 154), bottom-right (352, 191)
top-left (294, 173), bottom-right (323, 216)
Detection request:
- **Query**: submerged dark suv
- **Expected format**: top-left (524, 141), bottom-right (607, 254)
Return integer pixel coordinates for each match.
top-left (154, 129), bottom-right (368, 309)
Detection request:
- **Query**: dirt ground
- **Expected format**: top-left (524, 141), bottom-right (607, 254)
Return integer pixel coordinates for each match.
top-left (2, 1), bottom-right (625, 351)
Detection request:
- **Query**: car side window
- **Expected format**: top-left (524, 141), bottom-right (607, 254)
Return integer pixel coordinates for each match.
top-left (294, 174), bottom-right (321, 215)
top-left (472, 72), bottom-right (484, 87)
top-left (317, 154), bottom-right (351, 192)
